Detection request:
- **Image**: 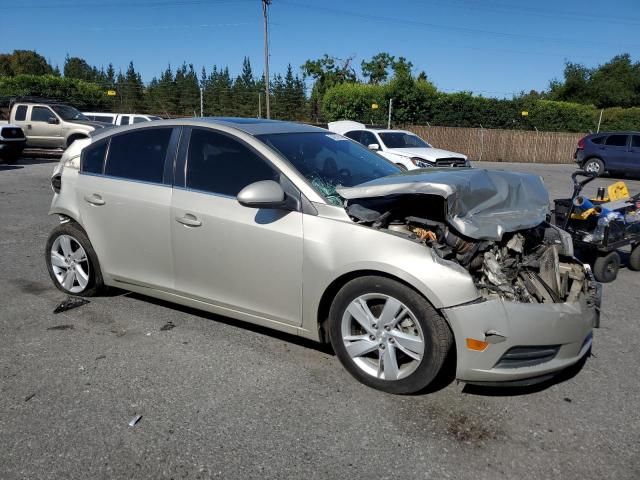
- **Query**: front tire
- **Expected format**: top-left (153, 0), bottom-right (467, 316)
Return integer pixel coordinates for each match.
top-left (328, 276), bottom-right (452, 394)
top-left (629, 244), bottom-right (640, 271)
top-left (583, 158), bottom-right (604, 177)
top-left (45, 222), bottom-right (104, 296)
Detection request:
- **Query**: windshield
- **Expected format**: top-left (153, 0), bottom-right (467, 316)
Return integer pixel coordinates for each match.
top-left (378, 132), bottom-right (431, 149)
top-left (257, 132), bottom-right (400, 206)
top-left (51, 104), bottom-right (88, 121)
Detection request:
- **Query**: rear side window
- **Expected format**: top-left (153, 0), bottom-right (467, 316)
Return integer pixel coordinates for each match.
top-left (186, 128), bottom-right (278, 197)
top-left (14, 105), bottom-right (27, 121)
top-left (81, 141), bottom-right (108, 174)
top-left (31, 106), bottom-right (55, 122)
top-left (632, 136), bottom-right (640, 148)
top-left (133, 116), bottom-right (148, 124)
top-left (120, 116), bottom-right (130, 125)
top-left (590, 136), bottom-right (605, 144)
top-left (94, 115), bottom-right (114, 123)
top-left (605, 134), bottom-right (628, 147)
top-left (104, 128), bottom-right (172, 183)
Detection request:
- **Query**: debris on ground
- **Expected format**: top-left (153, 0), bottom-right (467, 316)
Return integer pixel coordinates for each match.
top-left (564, 397), bottom-right (572, 403)
top-left (53, 296), bottom-right (89, 314)
top-left (95, 355), bottom-right (106, 361)
top-left (24, 393), bottom-right (36, 402)
top-left (160, 321), bottom-right (175, 331)
top-left (47, 324), bottom-right (74, 331)
top-left (128, 414), bottom-right (143, 427)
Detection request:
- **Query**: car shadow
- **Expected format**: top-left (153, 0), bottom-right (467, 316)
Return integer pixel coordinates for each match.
top-left (461, 352), bottom-right (589, 397)
top-left (124, 291), bottom-right (334, 355)
top-left (0, 164), bottom-right (24, 171)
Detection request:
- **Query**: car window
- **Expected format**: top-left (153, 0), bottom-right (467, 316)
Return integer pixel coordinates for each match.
top-left (632, 136), bottom-right (640, 148)
top-left (590, 136), bottom-right (605, 144)
top-left (14, 105), bottom-right (27, 121)
top-left (344, 131), bottom-right (362, 143)
top-left (81, 140), bottom-right (108, 174)
top-left (120, 116), bottom-right (130, 125)
top-left (360, 131), bottom-right (378, 147)
top-left (186, 128), bottom-right (278, 197)
top-left (133, 116), bottom-right (148, 124)
top-left (378, 132), bottom-right (431, 148)
top-left (104, 128), bottom-right (172, 183)
top-left (31, 106), bottom-right (55, 122)
top-left (257, 132), bottom-right (400, 206)
top-left (605, 134), bottom-right (628, 147)
top-left (94, 115), bottom-right (114, 123)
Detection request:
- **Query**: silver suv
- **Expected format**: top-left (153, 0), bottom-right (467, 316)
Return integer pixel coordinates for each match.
top-left (45, 118), bottom-right (600, 394)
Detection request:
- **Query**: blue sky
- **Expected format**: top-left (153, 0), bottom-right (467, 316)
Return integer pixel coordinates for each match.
top-left (2, 0), bottom-right (638, 97)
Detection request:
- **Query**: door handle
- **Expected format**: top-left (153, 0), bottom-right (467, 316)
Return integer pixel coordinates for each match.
top-left (175, 214), bottom-right (202, 227)
top-left (27, 124), bottom-right (32, 130)
top-left (84, 194), bottom-right (105, 206)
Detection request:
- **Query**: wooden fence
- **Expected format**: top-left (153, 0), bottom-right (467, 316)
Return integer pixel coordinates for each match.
top-left (404, 125), bottom-right (584, 164)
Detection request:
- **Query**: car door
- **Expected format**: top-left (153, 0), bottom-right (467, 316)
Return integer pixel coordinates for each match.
top-left (27, 106), bottom-right (63, 147)
top-left (630, 135), bottom-right (640, 173)
top-left (171, 127), bottom-right (304, 326)
top-left (602, 134), bottom-right (630, 172)
top-left (75, 126), bottom-right (179, 290)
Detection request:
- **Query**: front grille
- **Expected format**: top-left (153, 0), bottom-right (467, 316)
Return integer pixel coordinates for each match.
top-left (435, 157), bottom-right (467, 167)
top-left (1, 127), bottom-right (25, 139)
top-left (494, 345), bottom-right (560, 369)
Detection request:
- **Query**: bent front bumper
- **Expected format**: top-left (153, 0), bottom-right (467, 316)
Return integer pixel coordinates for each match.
top-left (442, 291), bottom-right (600, 384)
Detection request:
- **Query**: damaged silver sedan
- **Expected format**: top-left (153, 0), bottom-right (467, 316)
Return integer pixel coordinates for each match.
top-left (46, 119), bottom-right (600, 394)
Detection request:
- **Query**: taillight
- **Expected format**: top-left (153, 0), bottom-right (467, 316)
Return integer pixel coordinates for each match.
top-left (577, 137), bottom-right (586, 149)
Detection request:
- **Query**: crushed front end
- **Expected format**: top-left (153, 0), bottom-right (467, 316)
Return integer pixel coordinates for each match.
top-left (337, 169), bottom-right (601, 385)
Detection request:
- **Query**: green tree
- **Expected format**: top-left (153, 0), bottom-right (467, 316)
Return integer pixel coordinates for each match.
top-left (0, 50), bottom-right (53, 76)
top-left (361, 52), bottom-right (395, 84)
top-left (64, 55), bottom-right (96, 82)
top-left (302, 54), bottom-right (356, 121)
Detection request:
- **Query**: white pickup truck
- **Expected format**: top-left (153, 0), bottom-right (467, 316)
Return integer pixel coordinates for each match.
top-left (83, 112), bottom-right (162, 125)
top-left (5, 101), bottom-right (108, 150)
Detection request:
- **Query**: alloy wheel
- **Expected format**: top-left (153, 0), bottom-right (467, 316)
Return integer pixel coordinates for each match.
top-left (50, 234), bottom-right (90, 294)
top-left (341, 294), bottom-right (425, 381)
top-left (585, 161), bottom-right (601, 174)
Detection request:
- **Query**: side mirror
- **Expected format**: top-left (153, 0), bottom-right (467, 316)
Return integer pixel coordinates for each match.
top-left (237, 180), bottom-right (287, 209)
top-left (368, 143), bottom-right (380, 151)
top-left (48, 117), bottom-right (59, 125)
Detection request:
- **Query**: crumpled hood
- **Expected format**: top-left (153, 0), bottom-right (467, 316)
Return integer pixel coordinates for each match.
top-left (385, 147), bottom-right (467, 161)
top-left (336, 168), bottom-right (550, 241)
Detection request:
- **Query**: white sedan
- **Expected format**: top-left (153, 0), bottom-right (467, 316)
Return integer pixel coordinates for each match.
top-left (328, 120), bottom-right (469, 170)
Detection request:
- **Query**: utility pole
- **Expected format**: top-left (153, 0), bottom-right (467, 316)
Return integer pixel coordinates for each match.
top-left (387, 98), bottom-right (393, 129)
top-left (262, 0), bottom-right (271, 119)
top-left (258, 92), bottom-right (262, 118)
top-left (199, 87), bottom-right (204, 117)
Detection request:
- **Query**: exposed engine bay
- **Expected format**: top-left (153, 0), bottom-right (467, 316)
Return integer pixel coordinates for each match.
top-left (346, 196), bottom-right (595, 305)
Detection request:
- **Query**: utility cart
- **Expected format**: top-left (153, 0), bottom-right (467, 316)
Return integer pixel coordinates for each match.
top-left (553, 171), bottom-right (640, 283)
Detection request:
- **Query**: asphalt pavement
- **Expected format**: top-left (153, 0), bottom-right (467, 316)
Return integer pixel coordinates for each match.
top-left (1, 159), bottom-right (639, 480)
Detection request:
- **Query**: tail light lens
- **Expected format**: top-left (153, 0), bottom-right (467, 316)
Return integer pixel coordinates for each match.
top-left (577, 137), bottom-right (586, 150)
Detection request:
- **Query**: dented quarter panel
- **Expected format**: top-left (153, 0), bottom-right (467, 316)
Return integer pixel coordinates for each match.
top-left (300, 203), bottom-right (481, 339)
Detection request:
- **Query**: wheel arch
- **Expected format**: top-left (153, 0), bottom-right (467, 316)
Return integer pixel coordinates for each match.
top-left (66, 133), bottom-right (89, 147)
top-left (583, 155), bottom-right (605, 167)
top-left (316, 269), bottom-right (443, 344)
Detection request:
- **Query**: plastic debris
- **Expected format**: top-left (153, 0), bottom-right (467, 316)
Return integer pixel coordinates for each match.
top-left (24, 393), bottom-right (36, 402)
top-left (47, 324), bottom-right (74, 331)
top-left (160, 321), bottom-right (175, 331)
top-left (53, 296), bottom-right (89, 314)
top-left (128, 414), bottom-right (143, 427)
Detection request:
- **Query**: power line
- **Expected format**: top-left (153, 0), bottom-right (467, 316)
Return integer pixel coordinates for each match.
top-left (0, 0), bottom-right (253, 9)
top-left (278, 1), bottom-right (640, 51)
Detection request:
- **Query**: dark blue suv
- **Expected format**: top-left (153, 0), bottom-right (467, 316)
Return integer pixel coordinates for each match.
top-left (574, 132), bottom-right (640, 177)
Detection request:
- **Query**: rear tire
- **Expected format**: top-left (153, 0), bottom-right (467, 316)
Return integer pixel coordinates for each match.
top-left (583, 158), bottom-right (604, 177)
top-left (328, 275), bottom-right (452, 394)
top-left (45, 222), bottom-right (104, 296)
top-left (593, 251), bottom-right (620, 283)
top-left (629, 244), bottom-right (640, 271)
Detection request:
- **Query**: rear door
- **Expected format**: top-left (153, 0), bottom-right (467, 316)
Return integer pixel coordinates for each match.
top-left (76, 126), bottom-right (179, 289)
top-left (602, 134), bottom-right (630, 172)
top-left (26, 106), bottom-right (63, 147)
top-left (170, 127), bottom-right (304, 326)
